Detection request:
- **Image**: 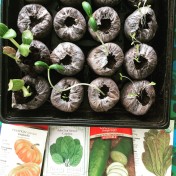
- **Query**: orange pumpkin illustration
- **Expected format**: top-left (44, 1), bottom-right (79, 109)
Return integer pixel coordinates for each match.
top-left (8, 162), bottom-right (40, 176)
top-left (14, 139), bottom-right (42, 164)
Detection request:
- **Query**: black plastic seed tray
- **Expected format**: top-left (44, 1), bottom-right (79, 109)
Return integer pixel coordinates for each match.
top-left (0, 0), bottom-right (175, 128)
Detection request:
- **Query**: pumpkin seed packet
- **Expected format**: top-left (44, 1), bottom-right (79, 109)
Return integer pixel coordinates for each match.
top-left (132, 120), bottom-right (174, 176)
top-left (43, 126), bottom-right (90, 176)
top-left (0, 123), bottom-right (48, 176)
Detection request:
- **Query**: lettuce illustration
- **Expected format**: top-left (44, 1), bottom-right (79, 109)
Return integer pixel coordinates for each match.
top-left (142, 129), bottom-right (172, 176)
top-left (50, 136), bottom-right (83, 167)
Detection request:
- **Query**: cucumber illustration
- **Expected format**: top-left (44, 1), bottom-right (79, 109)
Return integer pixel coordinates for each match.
top-left (89, 138), bottom-right (111, 176)
top-left (110, 137), bottom-right (133, 165)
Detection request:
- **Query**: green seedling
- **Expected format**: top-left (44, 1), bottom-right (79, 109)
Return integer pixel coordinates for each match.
top-left (8, 79), bottom-right (32, 97)
top-left (35, 61), bottom-right (105, 96)
top-left (3, 46), bottom-right (20, 62)
top-left (82, 1), bottom-right (108, 56)
top-left (134, 0), bottom-right (151, 29)
top-left (119, 73), bottom-right (156, 98)
top-left (0, 23), bottom-right (33, 57)
top-left (130, 33), bottom-right (141, 63)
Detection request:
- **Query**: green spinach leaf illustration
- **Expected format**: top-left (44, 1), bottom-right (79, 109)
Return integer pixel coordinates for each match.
top-left (50, 136), bottom-right (83, 167)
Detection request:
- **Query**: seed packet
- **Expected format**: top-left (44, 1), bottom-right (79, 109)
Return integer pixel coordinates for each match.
top-left (43, 126), bottom-right (90, 176)
top-left (89, 127), bottom-right (135, 176)
top-left (132, 120), bottom-right (174, 176)
top-left (0, 123), bottom-right (48, 176)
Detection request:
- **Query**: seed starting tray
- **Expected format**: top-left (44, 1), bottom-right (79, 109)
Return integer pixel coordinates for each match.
top-left (0, 0), bottom-right (175, 128)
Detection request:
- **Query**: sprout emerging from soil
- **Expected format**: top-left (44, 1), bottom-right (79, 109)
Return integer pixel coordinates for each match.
top-left (124, 43), bottom-right (157, 79)
top-left (0, 23), bottom-right (33, 57)
top-left (82, 1), bottom-right (108, 55)
top-left (128, 0), bottom-right (153, 7)
top-left (8, 79), bottom-right (32, 97)
top-left (121, 79), bottom-right (156, 115)
top-left (34, 61), bottom-right (105, 96)
top-left (124, 6), bottom-right (158, 42)
top-left (50, 77), bottom-right (84, 112)
top-left (120, 73), bottom-right (156, 98)
top-left (11, 75), bottom-right (50, 110)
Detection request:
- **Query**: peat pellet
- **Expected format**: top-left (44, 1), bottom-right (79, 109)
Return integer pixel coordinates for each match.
top-left (88, 78), bottom-right (120, 112)
top-left (54, 7), bottom-right (86, 41)
top-left (17, 4), bottom-right (52, 39)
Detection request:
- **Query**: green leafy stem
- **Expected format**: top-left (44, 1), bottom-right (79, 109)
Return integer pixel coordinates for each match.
top-left (8, 79), bottom-right (32, 97)
top-left (0, 23), bottom-right (33, 58)
top-left (82, 1), bottom-right (109, 56)
top-left (119, 73), bottom-right (156, 98)
top-left (34, 61), bottom-right (105, 96)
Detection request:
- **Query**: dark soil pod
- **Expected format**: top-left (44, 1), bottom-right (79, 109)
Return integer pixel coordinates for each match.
top-left (12, 75), bottom-right (50, 110)
top-left (25, 0), bottom-right (50, 4)
top-left (94, 0), bottom-right (121, 7)
top-left (89, 7), bottom-right (120, 43)
top-left (124, 6), bottom-right (158, 42)
top-left (17, 4), bottom-right (52, 39)
top-left (121, 80), bottom-right (155, 115)
top-left (50, 42), bottom-right (85, 76)
top-left (59, 0), bottom-right (83, 6)
top-left (88, 77), bottom-right (120, 112)
top-left (124, 43), bottom-right (157, 79)
top-left (87, 43), bottom-right (124, 76)
top-left (50, 77), bottom-right (84, 112)
top-left (127, 0), bottom-right (153, 7)
top-left (16, 40), bottom-right (51, 75)
top-left (54, 7), bottom-right (86, 42)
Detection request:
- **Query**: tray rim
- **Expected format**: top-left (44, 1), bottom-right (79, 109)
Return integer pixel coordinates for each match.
top-left (0, 0), bottom-right (175, 129)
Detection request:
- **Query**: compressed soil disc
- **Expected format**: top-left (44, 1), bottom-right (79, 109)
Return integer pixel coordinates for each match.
top-left (51, 77), bottom-right (84, 112)
top-left (54, 7), bottom-right (86, 41)
top-left (17, 4), bottom-right (52, 39)
top-left (88, 77), bottom-right (120, 112)
top-left (121, 80), bottom-right (155, 115)
top-left (87, 43), bottom-right (124, 76)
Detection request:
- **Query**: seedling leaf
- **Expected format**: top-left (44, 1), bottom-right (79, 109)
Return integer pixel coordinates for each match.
top-left (8, 79), bottom-right (24, 91)
top-left (3, 29), bottom-right (17, 39)
top-left (35, 61), bottom-right (49, 69)
top-left (119, 73), bottom-right (123, 80)
top-left (19, 44), bottom-right (30, 57)
top-left (22, 30), bottom-right (33, 45)
top-left (82, 1), bottom-right (92, 18)
top-left (3, 46), bottom-right (17, 60)
top-left (0, 23), bottom-right (9, 37)
top-left (49, 64), bottom-right (64, 71)
top-left (148, 82), bottom-right (156, 86)
top-left (89, 17), bottom-right (98, 32)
